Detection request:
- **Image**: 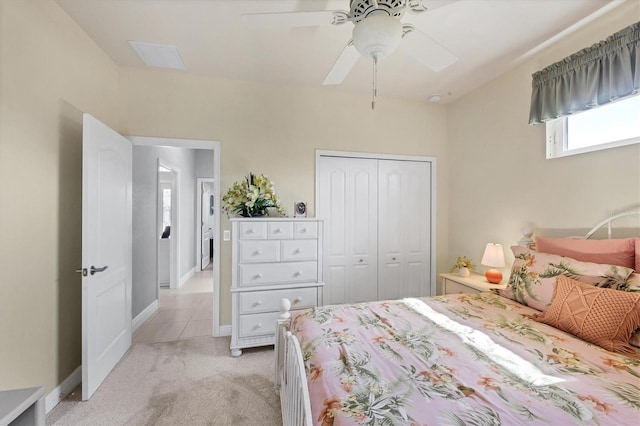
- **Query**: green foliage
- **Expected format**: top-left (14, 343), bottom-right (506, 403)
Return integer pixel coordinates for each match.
top-left (450, 256), bottom-right (475, 272)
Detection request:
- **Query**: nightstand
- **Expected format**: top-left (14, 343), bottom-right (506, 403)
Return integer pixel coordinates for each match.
top-left (440, 272), bottom-right (507, 295)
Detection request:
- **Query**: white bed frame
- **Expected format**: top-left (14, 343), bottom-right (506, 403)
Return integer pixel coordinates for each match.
top-left (274, 210), bottom-right (640, 426)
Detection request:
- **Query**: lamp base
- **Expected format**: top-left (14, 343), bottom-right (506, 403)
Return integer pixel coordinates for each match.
top-left (485, 268), bottom-right (503, 284)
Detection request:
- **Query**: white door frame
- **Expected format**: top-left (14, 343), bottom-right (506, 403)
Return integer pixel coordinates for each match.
top-left (158, 159), bottom-right (181, 289)
top-left (130, 137), bottom-right (222, 336)
top-left (315, 149), bottom-right (437, 297)
top-left (196, 178), bottom-right (215, 271)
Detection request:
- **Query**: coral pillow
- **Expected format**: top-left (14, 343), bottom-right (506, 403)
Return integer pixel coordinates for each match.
top-left (501, 246), bottom-right (634, 312)
top-left (535, 237), bottom-right (636, 269)
top-left (636, 238), bottom-right (640, 272)
top-left (530, 276), bottom-right (640, 357)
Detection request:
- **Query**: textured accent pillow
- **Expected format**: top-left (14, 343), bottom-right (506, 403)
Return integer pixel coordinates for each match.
top-left (535, 237), bottom-right (636, 270)
top-left (530, 276), bottom-right (640, 357)
top-left (627, 273), bottom-right (640, 348)
top-left (636, 238), bottom-right (640, 272)
top-left (501, 246), bottom-right (634, 312)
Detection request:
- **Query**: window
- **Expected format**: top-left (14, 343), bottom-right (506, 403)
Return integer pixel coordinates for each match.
top-left (546, 94), bottom-right (640, 159)
top-left (162, 188), bottom-right (171, 229)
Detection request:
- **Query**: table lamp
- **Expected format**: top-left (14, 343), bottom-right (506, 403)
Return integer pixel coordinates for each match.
top-left (481, 243), bottom-right (505, 284)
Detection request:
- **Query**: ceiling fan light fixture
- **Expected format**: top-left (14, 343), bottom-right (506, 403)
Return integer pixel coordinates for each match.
top-left (352, 12), bottom-right (402, 60)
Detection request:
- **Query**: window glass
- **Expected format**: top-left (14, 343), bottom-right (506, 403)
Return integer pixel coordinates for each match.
top-left (162, 188), bottom-right (171, 229)
top-left (546, 94), bottom-right (640, 159)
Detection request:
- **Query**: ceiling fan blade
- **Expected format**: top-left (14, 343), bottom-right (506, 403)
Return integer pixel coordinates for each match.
top-left (419, 0), bottom-right (460, 12)
top-left (241, 11), bottom-right (348, 29)
top-left (323, 41), bottom-right (360, 85)
top-left (399, 27), bottom-right (457, 72)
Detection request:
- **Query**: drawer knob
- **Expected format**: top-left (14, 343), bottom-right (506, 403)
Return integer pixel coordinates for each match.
top-left (359, 259), bottom-right (364, 263)
top-left (293, 297), bottom-right (302, 304)
top-left (247, 229), bottom-right (254, 234)
top-left (253, 273), bottom-right (262, 280)
top-left (293, 271), bottom-right (302, 277)
top-left (254, 300), bottom-right (262, 306)
top-left (254, 250), bottom-right (262, 256)
top-left (255, 323), bottom-right (262, 329)
top-left (294, 249), bottom-right (301, 254)
top-left (300, 228), bottom-right (307, 233)
top-left (392, 257), bottom-right (397, 261)
top-left (274, 228), bottom-right (281, 233)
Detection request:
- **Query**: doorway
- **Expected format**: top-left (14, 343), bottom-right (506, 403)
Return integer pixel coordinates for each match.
top-left (157, 162), bottom-right (179, 288)
top-left (129, 137), bottom-right (222, 337)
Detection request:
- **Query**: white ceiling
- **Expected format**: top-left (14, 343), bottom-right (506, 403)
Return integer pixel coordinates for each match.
top-left (56, 0), bottom-right (622, 104)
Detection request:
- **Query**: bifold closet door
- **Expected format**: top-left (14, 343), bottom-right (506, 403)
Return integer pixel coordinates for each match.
top-left (378, 160), bottom-right (432, 299)
top-left (318, 156), bottom-right (378, 304)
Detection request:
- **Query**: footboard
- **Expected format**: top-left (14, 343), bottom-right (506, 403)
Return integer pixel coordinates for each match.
top-left (274, 298), bottom-right (312, 426)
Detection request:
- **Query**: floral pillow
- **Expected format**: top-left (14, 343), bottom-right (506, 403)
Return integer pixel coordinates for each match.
top-left (500, 246), bottom-right (635, 312)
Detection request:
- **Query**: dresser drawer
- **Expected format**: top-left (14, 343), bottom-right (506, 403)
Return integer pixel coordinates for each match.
top-left (238, 311), bottom-right (279, 338)
top-left (294, 222), bottom-right (318, 239)
top-left (268, 222), bottom-right (293, 239)
top-left (238, 287), bottom-right (318, 314)
top-left (281, 239), bottom-right (318, 261)
top-left (239, 222), bottom-right (267, 239)
top-left (444, 280), bottom-right (480, 295)
top-left (239, 261), bottom-right (318, 287)
top-left (239, 240), bottom-right (280, 263)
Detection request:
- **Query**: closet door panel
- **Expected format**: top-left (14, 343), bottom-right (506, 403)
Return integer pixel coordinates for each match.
top-left (348, 166), bottom-right (378, 302)
top-left (318, 157), bottom-right (378, 304)
top-left (319, 161), bottom-right (347, 305)
top-left (378, 164), bottom-right (403, 300)
top-left (378, 160), bottom-right (432, 298)
top-left (406, 161), bottom-right (432, 297)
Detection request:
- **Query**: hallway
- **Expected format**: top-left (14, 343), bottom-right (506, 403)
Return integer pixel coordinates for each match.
top-left (132, 265), bottom-right (214, 343)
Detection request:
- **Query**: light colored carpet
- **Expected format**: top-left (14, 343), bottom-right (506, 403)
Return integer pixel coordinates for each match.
top-left (46, 336), bottom-right (282, 425)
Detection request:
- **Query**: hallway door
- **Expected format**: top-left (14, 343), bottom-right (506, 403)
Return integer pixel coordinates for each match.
top-left (81, 114), bottom-right (132, 400)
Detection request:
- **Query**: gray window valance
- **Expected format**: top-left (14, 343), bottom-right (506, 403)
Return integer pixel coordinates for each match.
top-left (529, 21), bottom-right (639, 125)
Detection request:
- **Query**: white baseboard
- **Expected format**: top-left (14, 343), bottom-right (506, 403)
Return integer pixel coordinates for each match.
top-left (178, 267), bottom-right (196, 288)
top-left (46, 365), bottom-right (81, 413)
top-left (133, 300), bottom-right (159, 332)
top-left (218, 324), bottom-right (231, 337)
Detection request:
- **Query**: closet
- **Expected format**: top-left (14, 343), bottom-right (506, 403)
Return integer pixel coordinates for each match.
top-left (317, 152), bottom-right (435, 304)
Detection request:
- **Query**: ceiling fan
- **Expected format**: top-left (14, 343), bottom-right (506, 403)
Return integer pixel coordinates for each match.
top-left (242, 0), bottom-right (458, 106)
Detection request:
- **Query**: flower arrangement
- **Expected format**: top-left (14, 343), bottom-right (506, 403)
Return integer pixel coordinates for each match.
top-left (222, 173), bottom-right (286, 217)
top-left (450, 256), bottom-right (475, 273)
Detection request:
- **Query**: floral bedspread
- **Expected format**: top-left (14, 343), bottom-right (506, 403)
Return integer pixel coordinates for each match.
top-left (290, 293), bottom-right (640, 425)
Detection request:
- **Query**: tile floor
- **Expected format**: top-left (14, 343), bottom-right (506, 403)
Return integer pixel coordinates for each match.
top-left (133, 264), bottom-right (214, 344)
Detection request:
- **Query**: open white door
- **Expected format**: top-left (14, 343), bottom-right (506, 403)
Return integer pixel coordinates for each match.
top-left (81, 114), bottom-right (132, 400)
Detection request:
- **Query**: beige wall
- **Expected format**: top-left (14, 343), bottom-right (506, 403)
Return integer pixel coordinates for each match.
top-left (118, 69), bottom-right (450, 325)
top-left (447, 1), bottom-right (640, 275)
top-left (2, 0), bottom-right (637, 402)
top-left (0, 0), bottom-right (120, 393)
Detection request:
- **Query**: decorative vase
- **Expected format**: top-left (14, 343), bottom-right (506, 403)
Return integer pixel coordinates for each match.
top-left (240, 208), bottom-right (266, 218)
top-left (458, 267), bottom-right (470, 277)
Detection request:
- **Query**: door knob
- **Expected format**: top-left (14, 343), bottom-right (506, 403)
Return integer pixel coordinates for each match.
top-left (90, 265), bottom-right (108, 275)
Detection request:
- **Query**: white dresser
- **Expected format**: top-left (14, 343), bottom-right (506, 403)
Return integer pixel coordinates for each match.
top-left (230, 218), bottom-right (324, 356)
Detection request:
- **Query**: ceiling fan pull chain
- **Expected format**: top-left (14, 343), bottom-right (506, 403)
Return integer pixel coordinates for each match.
top-left (372, 56), bottom-right (378, 110)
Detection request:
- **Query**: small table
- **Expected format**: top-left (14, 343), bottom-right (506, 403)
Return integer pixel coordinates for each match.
top-left (440, 272), bottom-right (507, 295)
top-left (0, 387), bottom-right (45, 426)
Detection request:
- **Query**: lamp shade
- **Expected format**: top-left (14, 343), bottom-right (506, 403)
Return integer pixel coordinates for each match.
top-left (482, 243), bottom-right (505, 284)
top-left (481, 243), bottom-right (506, 267)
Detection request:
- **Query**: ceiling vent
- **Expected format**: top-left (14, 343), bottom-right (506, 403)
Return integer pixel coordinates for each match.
top-left (128, 41), bottom-right (186, 70)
